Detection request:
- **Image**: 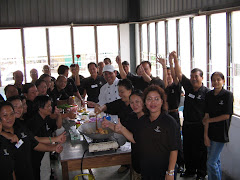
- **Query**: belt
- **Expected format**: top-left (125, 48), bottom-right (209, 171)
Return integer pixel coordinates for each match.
top-left (168, 109), bottom-right (178, 113)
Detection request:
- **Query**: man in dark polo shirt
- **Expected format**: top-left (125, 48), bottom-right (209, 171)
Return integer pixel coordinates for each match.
top-left (174, 52), bottom-right (210, 180)
top-left (57, 65), bottom-right (84, 106)
top-left (116, 56), bottom-right (164, 92)
top-left (81, 62), bottom-right (106, 104)
top-left (69, 64), bottom-right (85, 96)
top-left (122, 61), bottom-right (134, 77)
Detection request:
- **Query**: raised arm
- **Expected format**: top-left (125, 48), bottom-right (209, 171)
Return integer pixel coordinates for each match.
top-left (116, 56), bottom-right (127, 79)
top-left (169, 51), bottom-right (179, 85)
top-left (139, 65), bottom-right (152, 83)
top-left (172, 51), bottom-right (183, 81)
top-left (74, 64), bottom-right (80, 86)
top-left (157, 56), bottom-right (167, 88)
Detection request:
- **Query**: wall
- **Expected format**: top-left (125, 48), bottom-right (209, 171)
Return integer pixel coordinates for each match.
top-left (139, 0), bottom-right (240, 21)
top-left (0, 0), bottom-right (129, 27)
top-left (119, 23), bottom-right (130, 64)
top-left (221, 115), bottom-right (240, 179)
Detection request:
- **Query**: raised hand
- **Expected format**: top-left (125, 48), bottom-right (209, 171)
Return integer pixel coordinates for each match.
top-left (156, 56), bottom-right (166, 66)
top-left (116, 56), bottom-right (122, 65)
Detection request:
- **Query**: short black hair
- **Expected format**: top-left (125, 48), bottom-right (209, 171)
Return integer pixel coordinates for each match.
top-left (7, 95), bottom-right (21, 102)
top-left (104, 58), bottom-right (111, 64)
top-left (211, 71), bottom-right (225, 81)
top-left (140, 61), bottom-right (151, 69)
top-left (35, 79), bottom-right (47, 88)
top-left (117, 79), bottom-right (133, 91)
top-left (57, 65), bottom-right (69, 75)
top-left (70, 64), bottom-right (76, 68)
top-left (39, 73), bottom-right (51, 80)
top-left (0, 101), bottom-right (14, 113)
top-left (33, 95), bottom-right (51, 112)
top-left (129, 89), bottom-right (144, 101)
top-left (122, 61), bottom-right (129, 66)
top-left (191, 68), bottom-right (203, 77)
top-left (88, 62), bottom-right (97, 69)
top-left (135, 65), bottom-right (141, 74)
top-left (22, 83), bottom-right (35, 94)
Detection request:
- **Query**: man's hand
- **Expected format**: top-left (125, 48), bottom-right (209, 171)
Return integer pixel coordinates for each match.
top-left (54, 144), bottom-right (63, 153)
top-left (116, 56), bottom-right (122, 65)
top-left (156, 56), bottom-right (166, 67)
top-left (56, 132), bottom-right (67, 143)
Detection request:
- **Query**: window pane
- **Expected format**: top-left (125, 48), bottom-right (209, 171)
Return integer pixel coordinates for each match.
top-left (149, 23), bottom-right (156, 77)
top-left (157, 21), bottom-right (166, 77)
top-left (141, 24), bottom-right (148, 61)
top-left (179, 18), bottom-right (190, 78)
top-left (49, 26), bottom-right (72, 78)
top-left (194, 16), bottom-right (207, 86)
top-left (0, 29), bottom-right (24, 86)
top-left (97, 25), bottom-right (118, 69)
top-left (168, 20), bottom-right (176, 53)
top-left (232, 11), bottom-right (240, 115)
top-left (24, 28), bottom-right (48, 82)
top-left (211, 13), bottom-right (227, 81)
top-left (73, 26), bottom-right (95, 77)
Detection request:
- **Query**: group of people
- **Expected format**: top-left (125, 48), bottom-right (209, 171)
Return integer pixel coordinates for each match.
top-left (0, 51), bottom-right (233, 180)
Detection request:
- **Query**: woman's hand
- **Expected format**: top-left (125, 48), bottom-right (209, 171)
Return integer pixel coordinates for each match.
top-left (204, 135), bottom-right (211, 147)
top-left (101, 117), bottom-right (115, 131)
top-left (114, 119), bottom-right (123, 133)
top-left (56, 132), bottom-right (67, 143)
top-left (54, 144), bottom-right (63, 153)
top-left (165, 174), bottom-right (174, 180)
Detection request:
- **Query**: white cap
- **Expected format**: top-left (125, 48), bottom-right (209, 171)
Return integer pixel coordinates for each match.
top-left (103, 64), bottom-right (115, 73)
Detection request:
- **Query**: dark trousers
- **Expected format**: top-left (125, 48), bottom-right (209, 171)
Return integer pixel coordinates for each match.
top-left (182, 122), bottom-right (207, 177)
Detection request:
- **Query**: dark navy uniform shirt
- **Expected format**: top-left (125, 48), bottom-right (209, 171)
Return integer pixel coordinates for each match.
top-left (81, 75), bottom-right (106, 103)
top-left (181, 75), bottom-right (210, 123)
top-left (205, 88), bottom-right (233, 143)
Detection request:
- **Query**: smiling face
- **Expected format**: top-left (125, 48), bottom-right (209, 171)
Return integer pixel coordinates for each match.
top-left (26, 86), bottom-right (39, 101)
top-left (118, 86), bottom-right (132, 103)
top-left (0, 105), bottom-right (15, 130)
top-left (39, 100), bottom-right (52, 117)
top-left (130, 94), bottom-right (144, 114)
top-left (37, 81), bottom-right (47, 95)
top-left (103, 71), bottom-right (116, 85)
top-left (11, 99), bottom-right (23, 119)
top-left (56, 76), bottom-right (67, 90)
top-left (211, 74), bottom-right (225, 90)
top-left (190, 71), bottom-right (203, 90)
top-left (145, 91), bottom-right (163, 114)
top-left (141, 62), bottom-right (151, 76)
top-left (88, 64), bottom-right (98, 76)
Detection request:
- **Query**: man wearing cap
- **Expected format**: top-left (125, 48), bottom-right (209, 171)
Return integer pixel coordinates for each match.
top-left (97, 64), bottom-right (120, 106)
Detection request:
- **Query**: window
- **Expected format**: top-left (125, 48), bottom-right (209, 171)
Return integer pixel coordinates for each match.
top-left (168, 20), bottom-right (177, 53)
top-left (193, 16), bottom-right (207, 85)
top-left (210, 13), bottom-right (227, 81)
top-left (49, 26), bottom-right (72, 78)
top-left (141, 24), bottom-right (148, 61)
top-left (24, 28), bottom-right (48, 82)
top-left (157, 21), bottom-right (166, 77)
top-left (73, 26), bottom-right (95, 77)
top-left (232, 11), bottom-right (240, 115)
top-left (0, 29), bottom-right (24, 86)
top-left (149, 23), bottom-right (156, 76)
top-left (97, 25), bottom-right (118, 69)
top-left (179, 18), bottom-right (190, 77)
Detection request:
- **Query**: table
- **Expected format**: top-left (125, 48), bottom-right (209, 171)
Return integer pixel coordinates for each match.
top-left (59, 119), bottom-right (131, 180)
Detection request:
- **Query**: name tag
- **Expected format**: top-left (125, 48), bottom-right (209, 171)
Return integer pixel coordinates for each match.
top-left (15, 139), bottom-right (24, 149)
top-left (188, 93), bottom-right (195, 99)
top-left (91, 84), bottom-right (98, 88)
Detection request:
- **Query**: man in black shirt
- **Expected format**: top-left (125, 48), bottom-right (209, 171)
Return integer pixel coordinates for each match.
top-left (81, 62), bottom-right (106, 104)
top-left (69, 64), bottom-right (85, 96)
top-left (174, 52), bottom-right (210, 180)
top-left (57, 65), bottom-right (84, 106)
top-left (13, 70), bottom-right (24, 95)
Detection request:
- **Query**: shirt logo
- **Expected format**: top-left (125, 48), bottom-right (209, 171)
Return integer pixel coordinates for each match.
top-left (154, 126), bottom-right (161, 133)
top-left (219, 100), bottom-right (224, 105)
top-left (46, 124), bottom-right (50, 131)
top-left (3, 149), bottom-right (9, 156)
top-left (197, 95), bottom-right (202, 99)
top-left (171, 89), bottom-right (175, 94)
top-left (21, 132), bottom-right (27, 139)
